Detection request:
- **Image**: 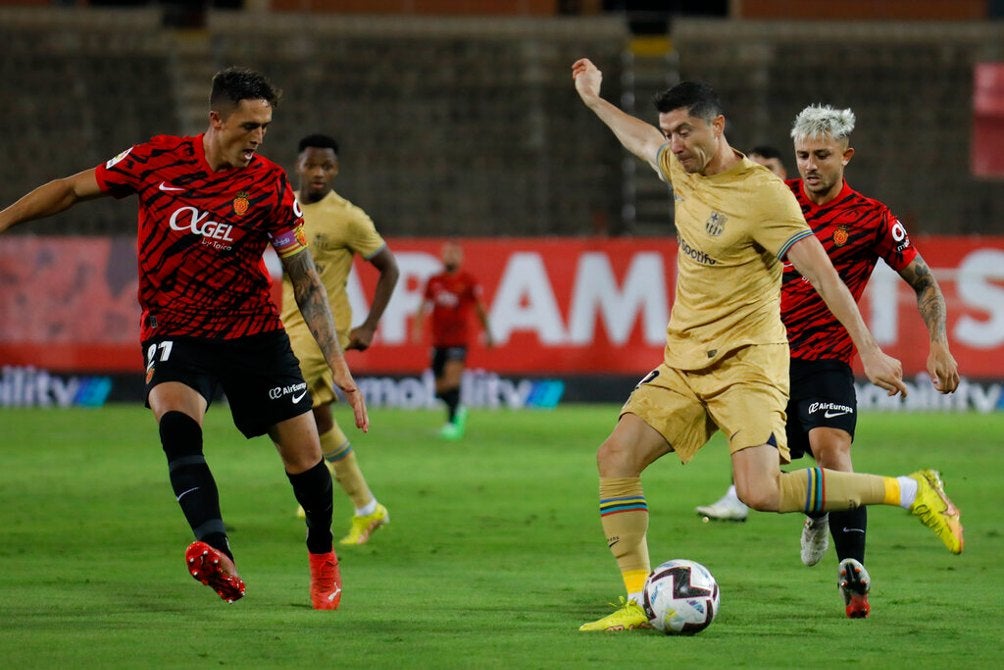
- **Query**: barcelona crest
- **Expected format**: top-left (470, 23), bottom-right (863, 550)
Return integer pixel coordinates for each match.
top-left (233, 191), bottom-right (250, 216)
top-left (705, 211), bottom-right (726, 237)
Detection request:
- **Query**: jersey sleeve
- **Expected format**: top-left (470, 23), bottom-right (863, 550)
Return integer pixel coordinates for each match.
top-left (345, 205), bottom-right (387, 259)
top-left (752, 179), bottom-right (814, 259)
top-left (268, 174), bottom-right (308, 259)
top-left (94, 145), bottom-right (143, 198)
top-left (655, 143), bottom-right (674, 185)
top-left (873, 207), bottom-right (919, 271)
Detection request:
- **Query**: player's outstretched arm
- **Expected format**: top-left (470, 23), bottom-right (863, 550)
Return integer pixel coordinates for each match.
top-left (786, 235), bottom-right (908, 397)
top-left (571, 58), bottom-right (666, 170)
top-left (0, 168), bottom-right (104, 233)
top-left (898, 253), bottom-right (960, 393)
top-left (347, 246), bottom-right (400, 351)
top-left (284, 249), bottom-right (369, 432)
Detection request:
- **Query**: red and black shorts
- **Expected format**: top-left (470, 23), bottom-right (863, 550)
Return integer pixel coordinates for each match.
top-left (431, 345), bottom-right (468, 378)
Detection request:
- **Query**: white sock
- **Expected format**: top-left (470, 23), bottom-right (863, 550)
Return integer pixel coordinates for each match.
top-left (726, 484), bottom-right (738, 501)
top-left (897, 476), bottom-right (918, 509)
top-left (628, 592), bottom-right (643, 606)
top-left (356, 499), bottom-right (378, 517)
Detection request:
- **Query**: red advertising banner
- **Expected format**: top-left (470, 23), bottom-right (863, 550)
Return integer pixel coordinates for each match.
top-left (2, 236), bottom-right (1004, 379)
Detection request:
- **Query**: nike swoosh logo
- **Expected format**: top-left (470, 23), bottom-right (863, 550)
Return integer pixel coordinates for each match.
top-left (842, 527), bottom-right (866, 534)
top-left (176, 486), bottom-right (199, 501)
top-left (327, 586), bottom-right (342, 602)
top-left (292, 390), bottom-right (308, 403)
top-left (823, 410), bottom-right (851, 418)
top-left (158, 182), bottom-right (185, 192)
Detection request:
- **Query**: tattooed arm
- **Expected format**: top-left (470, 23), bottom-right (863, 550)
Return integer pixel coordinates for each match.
top-left (898, 253), bottom-right (959, 394)
top-left (282, 248), bottom-right (369, 431)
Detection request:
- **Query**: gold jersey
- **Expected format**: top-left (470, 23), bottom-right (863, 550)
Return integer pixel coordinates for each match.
top-left (281, 189), bottom-right (387, 354)
top-left (656, 145), bottom-right (813, 370)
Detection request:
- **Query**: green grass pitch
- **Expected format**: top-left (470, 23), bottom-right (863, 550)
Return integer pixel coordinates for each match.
top-left (1, 405), bottom-right (1001, 669)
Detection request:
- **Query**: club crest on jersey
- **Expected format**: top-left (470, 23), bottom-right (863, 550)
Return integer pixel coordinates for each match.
top-left (833, 225), bottom-right (850, 247)
top-left (233, 191), bottom-right (250, 216)
top-left (705, 211), bottom-right (727, 237)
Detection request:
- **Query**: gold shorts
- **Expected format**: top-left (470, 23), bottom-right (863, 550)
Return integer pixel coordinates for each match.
top-left (287, 328), bottom-right (338, 408)
top-left (622, 343), bottom-right (790, 464)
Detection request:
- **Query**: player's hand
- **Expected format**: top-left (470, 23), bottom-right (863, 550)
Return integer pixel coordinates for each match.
top-left (927, 342), bottom-right (959, 394)
top-left (859, 347), bottom-right (908, 397)
top-left (341, 385), bottom-right (369, 433)
top-left (572, 58), bottom-right (602, 103)
top-left (347, 324), bottom-right (376, 351)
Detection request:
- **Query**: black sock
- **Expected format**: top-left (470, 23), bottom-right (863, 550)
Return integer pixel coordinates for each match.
top-left (287, 459), bottom-right (334, 555)
top-left (160, 411), bottom-right (232, 561)
top-left (440, 388), bottom-right (460, 423)
top-left (829, 507), bottom-right (867, 564)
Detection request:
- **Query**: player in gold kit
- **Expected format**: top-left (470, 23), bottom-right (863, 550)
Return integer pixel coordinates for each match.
top-left (281, 134), bottom-right (398, 545)
top-left (570, 58), bottom-right (963, 631)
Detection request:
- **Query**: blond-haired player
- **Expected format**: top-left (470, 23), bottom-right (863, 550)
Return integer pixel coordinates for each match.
top-left (282, 134), bottom-right (398, 545)
top-left (571, 58), bottom-right (963, 632)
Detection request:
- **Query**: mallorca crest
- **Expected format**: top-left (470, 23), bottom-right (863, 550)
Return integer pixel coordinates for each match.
top-left (233, 191), bottom-right (250, 216)
top-left (705, 211), bottom-right (727, 237)
top-left (833, 225), bottom-right (850, 247)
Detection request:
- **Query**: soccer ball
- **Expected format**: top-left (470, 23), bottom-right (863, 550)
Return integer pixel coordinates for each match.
top-left (642, 559), bottom-right (720, 635)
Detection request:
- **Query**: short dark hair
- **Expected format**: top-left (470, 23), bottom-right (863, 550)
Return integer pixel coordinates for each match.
top-left (209, 67), bottom-right (281, 112)
top-left (749, 145), bottom-right (783, 160)
top-left (298, 134), bottom-right (339, 155)
top-left (653, 81), bottom-right (724, 122)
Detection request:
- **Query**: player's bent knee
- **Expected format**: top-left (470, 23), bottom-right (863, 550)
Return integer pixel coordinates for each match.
top-left (159, 410), bottom-right (203, 459)
top-left (734, 486), bottom-right (778, 512)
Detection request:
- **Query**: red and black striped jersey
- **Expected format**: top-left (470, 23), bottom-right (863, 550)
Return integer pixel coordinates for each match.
top-left (94, 134), bottom-right (306, 342)
top-left (422, 270), bottom-right (483, 348)
top-left (781, 179), bottom-right (918, 363)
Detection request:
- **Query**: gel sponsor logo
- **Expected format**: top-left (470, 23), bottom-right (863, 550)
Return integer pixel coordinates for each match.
top-left (169, 206), bottom-right (238, 249)
top-left (0, 366), bottom-right (112, 408)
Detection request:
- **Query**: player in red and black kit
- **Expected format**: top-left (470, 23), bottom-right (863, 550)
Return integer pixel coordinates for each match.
top-left (784, 105), bottom-right (959, 618)
top-left (0, 67), bottom-right (368, 610)
top-left (411, 241), bottom-right (493, 440)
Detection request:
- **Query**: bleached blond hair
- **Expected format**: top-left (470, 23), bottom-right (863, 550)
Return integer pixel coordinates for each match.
top-left (790, 104), bottom-right (856, 143)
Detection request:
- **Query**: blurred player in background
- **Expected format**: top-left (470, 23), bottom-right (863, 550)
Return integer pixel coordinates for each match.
top-left (748, 144), bottom-right (788, 179)
top-left (570, 57), bottom-right (963, 632)
top-left (411, 241), bottom-right (494, 440)
top-left (282, 133), bottom-right (398, 545)
top-left (0, 68), bottom-right (366, 610)
top-left (781, 104), bottom-right (958, 618)
top-left (695, 144), bottom-right (788, 522)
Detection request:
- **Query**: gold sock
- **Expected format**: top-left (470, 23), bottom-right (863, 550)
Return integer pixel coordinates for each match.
top-left (321, 427), bottom-right (373, 511)
top-left (599, 477), bottom-right (650, 597)
top-left (779, 467), bottom-right (893, 514)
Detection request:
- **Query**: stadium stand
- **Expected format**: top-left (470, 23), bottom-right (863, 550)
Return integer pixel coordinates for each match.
top-left (0, 6), bottom-right (1001, 236)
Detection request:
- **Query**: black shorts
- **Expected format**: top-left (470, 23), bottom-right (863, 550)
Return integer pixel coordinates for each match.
top-left (142, 330), bottom-right (312, 438)
top-left (785, 358), bottom-right (857, 460)
top-left (431, 346), bottom-right (467, 378)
